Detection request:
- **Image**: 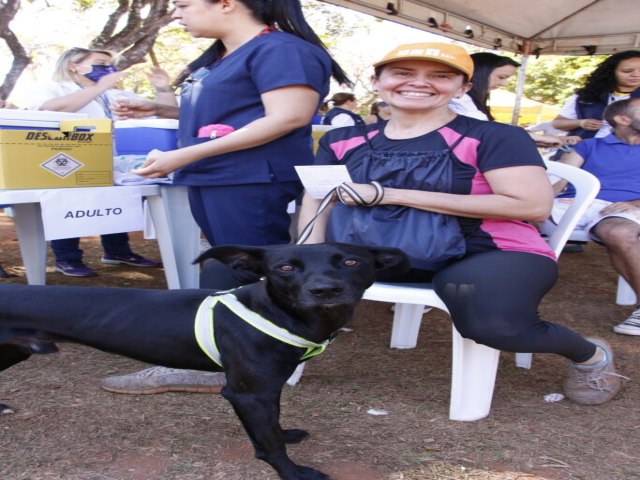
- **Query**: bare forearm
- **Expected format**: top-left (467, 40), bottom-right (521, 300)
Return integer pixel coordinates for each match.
top-left (382, 189), bottom-right (552, 222)
top-left (39, 86), bottom-right (105, 113)
top-left (154, 91), bottom-right (178, 107)
top-left (552, 117), bottom-right (581, 131)
top-left (296, 193), bottom-right (333, 244)
top-left (154, 102), bottom-right (180, 119)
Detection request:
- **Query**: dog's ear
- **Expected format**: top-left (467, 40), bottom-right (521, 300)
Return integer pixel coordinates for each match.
top-left (193, 245), bottom-right (268, 275)
top-left (368, 247), bottom-right (410, 273)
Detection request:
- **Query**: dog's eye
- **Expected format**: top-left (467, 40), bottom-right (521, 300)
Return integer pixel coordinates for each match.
top-left (278, 264), bottom-right (294, 272)
top-left (343, 259), bottom-right (359, 267)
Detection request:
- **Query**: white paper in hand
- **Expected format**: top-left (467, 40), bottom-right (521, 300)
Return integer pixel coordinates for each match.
top-left (295, 165), bottom-right (352, 199)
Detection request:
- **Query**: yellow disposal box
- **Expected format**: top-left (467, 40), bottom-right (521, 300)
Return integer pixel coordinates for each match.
top-left (0, 118), bottom-right (113, 189)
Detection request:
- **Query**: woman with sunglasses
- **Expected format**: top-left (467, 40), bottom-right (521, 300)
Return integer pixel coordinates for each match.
top-left (103, 0), bottom-right (350, 394)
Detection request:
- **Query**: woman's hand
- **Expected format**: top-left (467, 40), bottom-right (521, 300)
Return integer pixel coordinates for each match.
top-left (562, 135), bottom-right (582, 146)
top-left (336, 182), bottom-right (385, 206)
top-left (95, 70), bottom-right (127, 91)
top-left (531, 133), bottom-right (583, 148)
top-left (579, 118), bottom-right (604, 131)
top-left (110, 98), bottom-right (159, 119)
top-left (145, 66), bottom-right (172, 91)
top-left (131, 149), bottom-right (188, 178)
top-left (600, 201), bottom-right (640, 215)
top-left (530, 133), bottom-right (566, 147)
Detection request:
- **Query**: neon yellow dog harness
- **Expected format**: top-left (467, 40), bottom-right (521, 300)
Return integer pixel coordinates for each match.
top-left (194, 291), bottom-right (333, 368)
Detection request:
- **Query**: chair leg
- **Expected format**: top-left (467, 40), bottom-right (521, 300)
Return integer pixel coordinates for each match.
top-left (286, 363), bottom-right (305, 386)
top-left (616, 276), bottom-right (637, 306)
top-left (515, 352), bottom-right (532, 369)
top-left (389, 303), bottom-right (425, 349)
top-left (449, 326), bottom-right (500, 421)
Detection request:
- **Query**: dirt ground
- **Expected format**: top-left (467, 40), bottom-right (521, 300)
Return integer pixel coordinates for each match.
top-left (0, 209), bottom-right (638, 480)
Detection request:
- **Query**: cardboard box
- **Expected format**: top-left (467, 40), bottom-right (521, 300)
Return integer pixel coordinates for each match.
top-left (114, 119), bottom-right (179, 155)
top-left (0, 119), bottom-right (114, 189)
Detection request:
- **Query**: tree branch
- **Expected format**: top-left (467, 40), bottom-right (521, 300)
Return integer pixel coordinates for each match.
top-left (0, 0), bottom-right (31, 100)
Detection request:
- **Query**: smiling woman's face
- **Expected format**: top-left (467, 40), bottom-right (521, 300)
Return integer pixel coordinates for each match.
top-left (373, 59), bottom-right (469, 113)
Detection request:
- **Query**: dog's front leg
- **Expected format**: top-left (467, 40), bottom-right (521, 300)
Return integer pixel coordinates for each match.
top-left (222, 387), bottom-right (330, 480)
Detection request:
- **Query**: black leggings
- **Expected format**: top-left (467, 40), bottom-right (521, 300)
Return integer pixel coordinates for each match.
top-left (432, 251), bottom-right (595, 363)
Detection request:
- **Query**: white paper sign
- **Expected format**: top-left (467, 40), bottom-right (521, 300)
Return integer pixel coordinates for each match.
top-left (39, 187), bottom-right (144, 240)
top-left (295, 165), bottom-right (352, 199)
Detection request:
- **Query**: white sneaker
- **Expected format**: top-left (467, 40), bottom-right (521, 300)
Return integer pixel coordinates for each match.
top-left (101, 366), bottom-right (226, 394)
top-left (613, 307), bottom-right (640, 336)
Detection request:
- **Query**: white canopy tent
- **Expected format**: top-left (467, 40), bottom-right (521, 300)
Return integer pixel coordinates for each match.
top-left (321, 0), bottom-right (640, 123)
top-left (321, 0), bottom-right (640, 56)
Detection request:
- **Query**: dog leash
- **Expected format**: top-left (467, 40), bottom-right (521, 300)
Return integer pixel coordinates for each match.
top-left (296, 181), bottom-right (384, 245)
top-left (194, 290), bottom-right (333, 367)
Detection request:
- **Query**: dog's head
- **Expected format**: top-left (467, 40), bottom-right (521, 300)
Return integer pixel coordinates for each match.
top-left (195, 243), bottom-right (408, 310)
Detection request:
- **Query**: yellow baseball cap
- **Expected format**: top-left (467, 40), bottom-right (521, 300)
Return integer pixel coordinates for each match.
top-left (373, 42), bottom-right (474, 78)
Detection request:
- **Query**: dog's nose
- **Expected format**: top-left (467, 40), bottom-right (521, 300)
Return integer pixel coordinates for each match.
top-left (308, 282), bottom-right (344, 298)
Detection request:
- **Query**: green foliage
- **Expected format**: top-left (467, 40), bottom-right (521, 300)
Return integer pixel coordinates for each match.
top-left (302, 0), bottom-right (364, 47)
top-left (506, 55), bottom-right (605, 106)
top-left (73, 0), bottom-right (100, 12)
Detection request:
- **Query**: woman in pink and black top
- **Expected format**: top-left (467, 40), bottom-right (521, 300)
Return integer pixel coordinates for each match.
top-left (297, 42), bottom-right (624, 406)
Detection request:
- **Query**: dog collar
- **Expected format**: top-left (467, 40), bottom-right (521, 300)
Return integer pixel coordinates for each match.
top-left (194, 290), bottom-right (333, 368)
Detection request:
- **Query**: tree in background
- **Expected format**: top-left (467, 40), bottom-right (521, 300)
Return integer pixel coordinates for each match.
top-left (520, 55), bottom-right (604, 106)
top-left (88, 0), bottom-right (173, 69)
top-left (0, 0), bottom-right (29, 101)
top-left (0, 0), bottom-right (174, 103)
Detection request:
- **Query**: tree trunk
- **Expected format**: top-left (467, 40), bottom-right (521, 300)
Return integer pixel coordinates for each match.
top-left (0, 0), bottom-right (174, 100)
top-left (90, 0), bottom-right (174, 69)
top-left (0, 0), bottom-right (31, 101)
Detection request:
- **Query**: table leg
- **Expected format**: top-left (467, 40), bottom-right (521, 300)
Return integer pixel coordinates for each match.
top-left (11, 203), bottom-right (47, 285)
top-left (156, 186), bottom-right (200, 289)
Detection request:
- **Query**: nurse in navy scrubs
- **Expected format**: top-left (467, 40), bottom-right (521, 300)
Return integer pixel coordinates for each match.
top-left (114, 0), bottom-right (348, 252)
top-left (103, 0), bottom-right (351, 393)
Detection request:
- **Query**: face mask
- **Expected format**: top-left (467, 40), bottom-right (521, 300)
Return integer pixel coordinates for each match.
top-left (83, 64), bottom-right (117, 83)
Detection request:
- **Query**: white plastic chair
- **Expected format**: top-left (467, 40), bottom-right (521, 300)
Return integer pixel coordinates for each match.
top-left (361, 161), bottom-right (600, 421)
top-left (544, 224), bottom-right (637, 306)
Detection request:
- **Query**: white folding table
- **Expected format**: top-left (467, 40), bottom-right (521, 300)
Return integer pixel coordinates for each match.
top-left (0, 185), bottom-right (200, 289)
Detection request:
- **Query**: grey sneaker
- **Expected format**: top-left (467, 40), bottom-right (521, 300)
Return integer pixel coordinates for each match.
top-left (564, 338), bottom-right (626, 405)
top-left (101, 366), bottom-right (225, 395)
top-left (613, 307), bottom-right (640, 336)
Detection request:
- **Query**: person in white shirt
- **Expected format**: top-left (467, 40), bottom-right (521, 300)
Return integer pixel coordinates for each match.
top-left (552, 50), bottom-right (640, 140)
top-left (450, 52), bottom-right (580, 148)
top-left (30, 47), bottom-right (170, 277)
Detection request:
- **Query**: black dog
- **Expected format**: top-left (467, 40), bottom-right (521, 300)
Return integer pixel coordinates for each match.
top-left (0, 243), bottom-right (407, 480)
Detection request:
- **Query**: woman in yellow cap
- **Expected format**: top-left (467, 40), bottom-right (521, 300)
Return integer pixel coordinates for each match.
top-left (297, 42), bottom-right (624, 406)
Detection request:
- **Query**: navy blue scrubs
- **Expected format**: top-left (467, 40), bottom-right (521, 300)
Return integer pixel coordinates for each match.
top-left (174, 31), bottom-right (332, 246)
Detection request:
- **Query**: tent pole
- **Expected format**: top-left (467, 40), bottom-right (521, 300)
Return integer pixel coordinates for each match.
top-left (511, 55), bottom-right (529, 125)
top-left (511, 41), bottom-right (531, 126)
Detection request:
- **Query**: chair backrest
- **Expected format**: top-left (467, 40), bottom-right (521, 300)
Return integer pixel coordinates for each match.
top-left (543, 160), bottom-right (600, 258)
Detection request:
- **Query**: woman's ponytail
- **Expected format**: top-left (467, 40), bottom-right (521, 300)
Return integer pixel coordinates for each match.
top-left (255, 0), bottom-right (353, 87)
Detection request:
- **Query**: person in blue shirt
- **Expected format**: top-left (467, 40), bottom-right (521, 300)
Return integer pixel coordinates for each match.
top-left (104, 0), bottom-right (351, 394)
top-left (555, 97), bottom-right (640, 336)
